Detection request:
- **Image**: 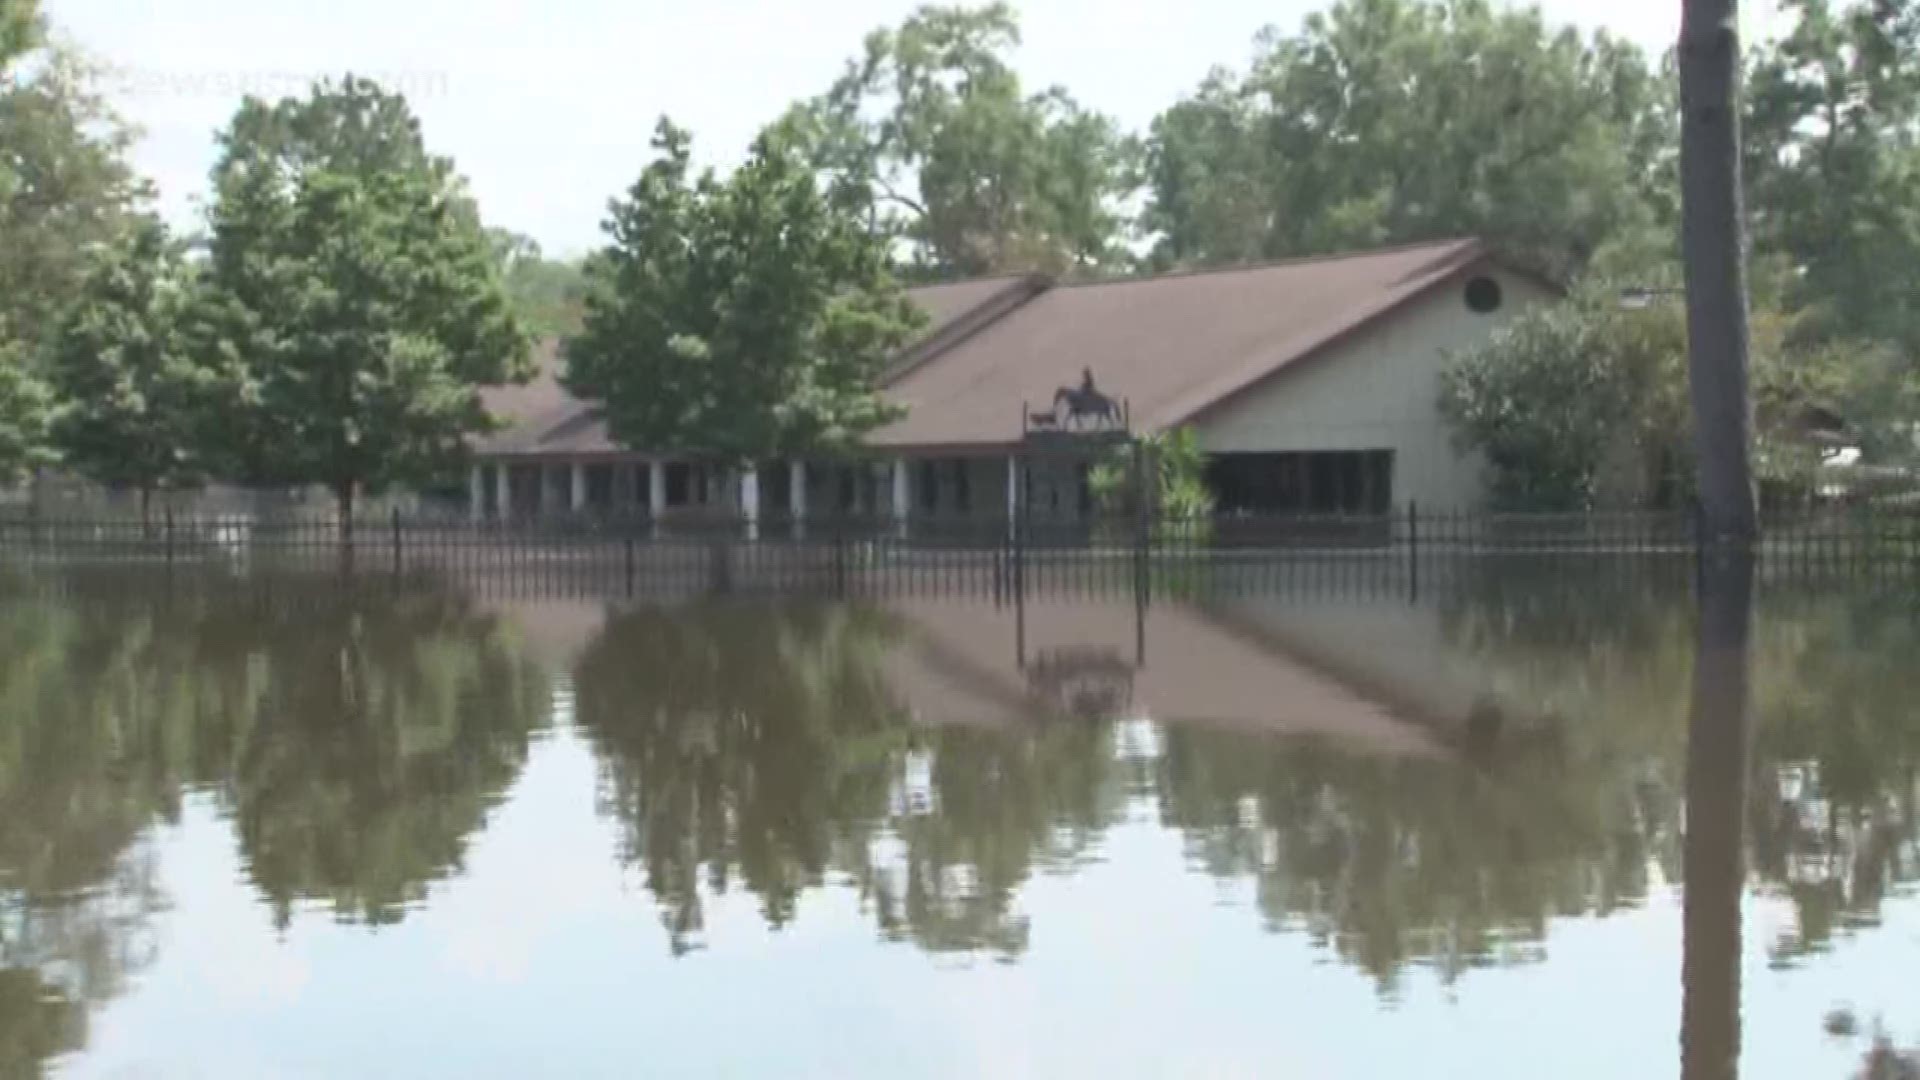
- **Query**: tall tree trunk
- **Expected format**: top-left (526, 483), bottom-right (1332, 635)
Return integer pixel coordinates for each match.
top-left (1680, 0), bottom-right (1759, 542)
top-left (335, 480), bottom-right (356, 574)
top-left (1681, 548), bottom-right (1755, 1080)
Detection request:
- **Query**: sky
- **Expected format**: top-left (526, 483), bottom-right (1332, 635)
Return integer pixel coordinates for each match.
top-left (46, 0), bottom-right (1791, 258)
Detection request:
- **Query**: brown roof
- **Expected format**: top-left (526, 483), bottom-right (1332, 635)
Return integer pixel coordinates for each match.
top-left (475, 238), bottom-right (1509, 458)
top-left (870, 238), bottom-right (1495, 450)
top-left (473, 276), bottom-right (1046, 459)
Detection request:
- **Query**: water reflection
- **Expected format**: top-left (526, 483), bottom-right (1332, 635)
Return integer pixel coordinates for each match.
top-left (0, 575), bottom-right (548, 1075)
top-left (0, 564), bottom-right (1917, 1075)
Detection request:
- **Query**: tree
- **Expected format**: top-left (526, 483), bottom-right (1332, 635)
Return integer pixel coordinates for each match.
top-left (1745, 0), bottom-right (1920, 357)
top-left (0, 326), bottom-right (53, 481)
top-left (566, 119), bottom-right (922, 464)
top-left (488, 229), bottom-right (589, 340)
top-left (47, 219), bottom-right (225, 524)
top-left (1681, 0), bottom-right (1759, 541)
top-left (789, 3), bottom-right (1137, 278)
top-left (0, 39), bottom-right (150, 363)
top-left (1142, 0), bottom-right (1674, 280)
top-left (1, 0), bottom-right (38, 71)
top-left (201, 77), bottom-right (529, 527)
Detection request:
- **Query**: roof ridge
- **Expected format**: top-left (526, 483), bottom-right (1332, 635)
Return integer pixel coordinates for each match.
top-left (1055, 238), bottom-right (1484, 289)
top-left (896, 238), bottom-right (1482, 294)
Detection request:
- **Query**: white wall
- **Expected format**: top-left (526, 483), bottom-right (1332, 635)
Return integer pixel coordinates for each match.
top-left (1194, 268), bottom-right (1553, 511)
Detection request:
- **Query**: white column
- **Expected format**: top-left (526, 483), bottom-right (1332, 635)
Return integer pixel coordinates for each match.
top-left (570, 462), bottom-right (588, 513)
top-left (496, 463), bottom-right (512, 520)
top-left (1006, 455), bottom-right (1019, 523)
top-left (740, 467), bottom-right (760, 541)
top-left (469, 464), bottom-right (486, 522)
top-left (892, 458), bottom-right (910, 537)
top-left (788, 460), bottom-right (807, 538)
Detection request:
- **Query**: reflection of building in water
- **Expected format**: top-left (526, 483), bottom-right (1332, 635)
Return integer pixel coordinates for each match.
top-left (879, 596), bottom-right (1444, 754)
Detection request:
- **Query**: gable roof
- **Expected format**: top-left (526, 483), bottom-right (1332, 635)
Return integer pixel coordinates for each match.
top-left (475, 238), bottom-right (1521, 459)
top-left (869, 238), bottom-right (1502, 450)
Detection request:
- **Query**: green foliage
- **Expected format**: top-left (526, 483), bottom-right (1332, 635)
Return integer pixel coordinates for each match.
top-left (1089, 427), bottom-right (1216, 520)
top-left (489, 229), bottom-right (588, 340)
top-left (789, 3), bottom-right (1138, 278)
top-left (201, 77), bottom-right (529, 512)
top-left (1143, 0), bottom-right (1672, 279)
top-left (0, 327), bottom-right (53, 481)
top-left (0, 0), bottom-right (39, 70)
top-left (0, 38), bottom-right (149, 366)
top-left (1745, 0), bottom-right (1920, 356)
top-left (1439, 295), bottom-right (1675, 510)
top-left (567, 119), bottom-right (922, 463)
top-left (1442, 279), bottom-right (1919, 510)
top-left (48, 219), bottom-right (228, 508)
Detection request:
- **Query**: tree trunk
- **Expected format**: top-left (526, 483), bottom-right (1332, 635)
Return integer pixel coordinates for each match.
top-left (335, 480), bottom-right (356, 573)
top-left (140, 486), bottom-right (154, 540)
top-left (1680, 548), bottom-right (1755, 1080)
top-left (1680, 0), bottom-right (1759, 543)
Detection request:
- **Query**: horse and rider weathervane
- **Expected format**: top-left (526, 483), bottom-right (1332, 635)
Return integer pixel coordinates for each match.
top-left (1023, 367), bottom-right (1131, 443)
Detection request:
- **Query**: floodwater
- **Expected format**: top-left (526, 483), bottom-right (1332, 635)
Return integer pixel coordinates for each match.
top-left (1, 564), bottom-right (1915, 1078)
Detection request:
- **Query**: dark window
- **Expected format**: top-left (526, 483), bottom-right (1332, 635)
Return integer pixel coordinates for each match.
top-left (838, 467), bottom-right (857, 512)
top-left (665, 463), bottom-right (691, 507)
top-left (1205, 451), bottom-right (1394, 514)
top-left (586, 464), bottom-right (615, 509)
top-left (920, 460), bottom-right (939, 513)
top-left (1465, 276), bottom-right (1504, 314)
top-left (952, 460), bottom-right (972, 514)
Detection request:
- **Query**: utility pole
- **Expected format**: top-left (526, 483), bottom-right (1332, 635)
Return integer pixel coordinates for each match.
top-left (1679, 0), bottom-right (1759, 544)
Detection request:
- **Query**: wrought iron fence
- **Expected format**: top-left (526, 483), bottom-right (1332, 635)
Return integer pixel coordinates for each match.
top-left (1, 504), bottom-right (1916, 599)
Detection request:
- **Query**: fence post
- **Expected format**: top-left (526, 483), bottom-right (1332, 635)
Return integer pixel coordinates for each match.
top-left (624, 530), bottom-right (636, 599)
top-left (164, 507), bottom-right (175, 567)
top-left (1407, 501), bottom-right (1420, 602)
top-left (391, 507), bottom-right (402, 574)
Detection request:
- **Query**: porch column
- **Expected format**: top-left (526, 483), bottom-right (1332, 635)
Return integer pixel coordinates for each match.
top-left (789, 459), bottom-right (808, 539)
top-left (649, 461), bottom-right (667, 517)
top-left (1006, 455), bottom-right (1020, 531)
top-left (570, 461), bottom-right (588, 514)
top-left (469, 464), bottom-right (486, 522)
top-left (495, 463), bottom-right (512, 521)
top-left (740, 467), bottom-right (761, 541)
top-left (892, 458), bottom-right (910, 537)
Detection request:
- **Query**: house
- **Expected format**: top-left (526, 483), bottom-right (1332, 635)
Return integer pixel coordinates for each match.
top-left (467, 237), bottom-right (1552, 523)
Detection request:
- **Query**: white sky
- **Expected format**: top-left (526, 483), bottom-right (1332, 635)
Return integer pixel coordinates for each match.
top-left (46, 0), bottom-right (1790, 257)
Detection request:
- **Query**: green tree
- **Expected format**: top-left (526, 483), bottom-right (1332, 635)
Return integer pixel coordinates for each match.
top-left (488, 229), bottom-right (589, 340)
top-left (1745, 0), bottom-right (1920, 357)
top-left (0, 326), bottom-right (53, 481)
top-left (566, 119), bottom-right (922, 464)
top-left (0, 40), bottom-right (150, 362)
top-left (47, 220), bottom-right (227, 524)
top-left (789, 3), bottom-right (1137, 278)
top-left (202, 76), bottom-right (529, 527)
top-left (1441, 284), bottom-right (1905, 511)
top-left (0, 0), bottom-right (38, 71)
top-left (1142, 0), bottom-right (1673, 280)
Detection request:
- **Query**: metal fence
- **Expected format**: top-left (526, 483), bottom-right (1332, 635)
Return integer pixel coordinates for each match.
top-left (1, 505), bottom-right (1916, 600)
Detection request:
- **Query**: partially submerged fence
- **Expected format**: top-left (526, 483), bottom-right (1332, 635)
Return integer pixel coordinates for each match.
top-left (1, 505), bottom-right (1916, 599)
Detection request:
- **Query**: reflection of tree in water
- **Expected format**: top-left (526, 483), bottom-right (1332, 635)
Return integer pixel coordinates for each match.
top-left (573, 603), bottom-right (1123, 959)
top-left (1152, 728), bottom-right (1666, 991)
top-left (0, 573), bottom-right (548, 1075)
top-left (1746, 590), bottom-right (1920, 965)
top-left (191, 588), bottom-right (549, 926)
top-left (1437, 563), bottom-right (1920, 968)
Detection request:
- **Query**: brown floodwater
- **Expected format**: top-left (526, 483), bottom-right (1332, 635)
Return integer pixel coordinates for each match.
top-left (0, 562), bottom-right (1914, 1078)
